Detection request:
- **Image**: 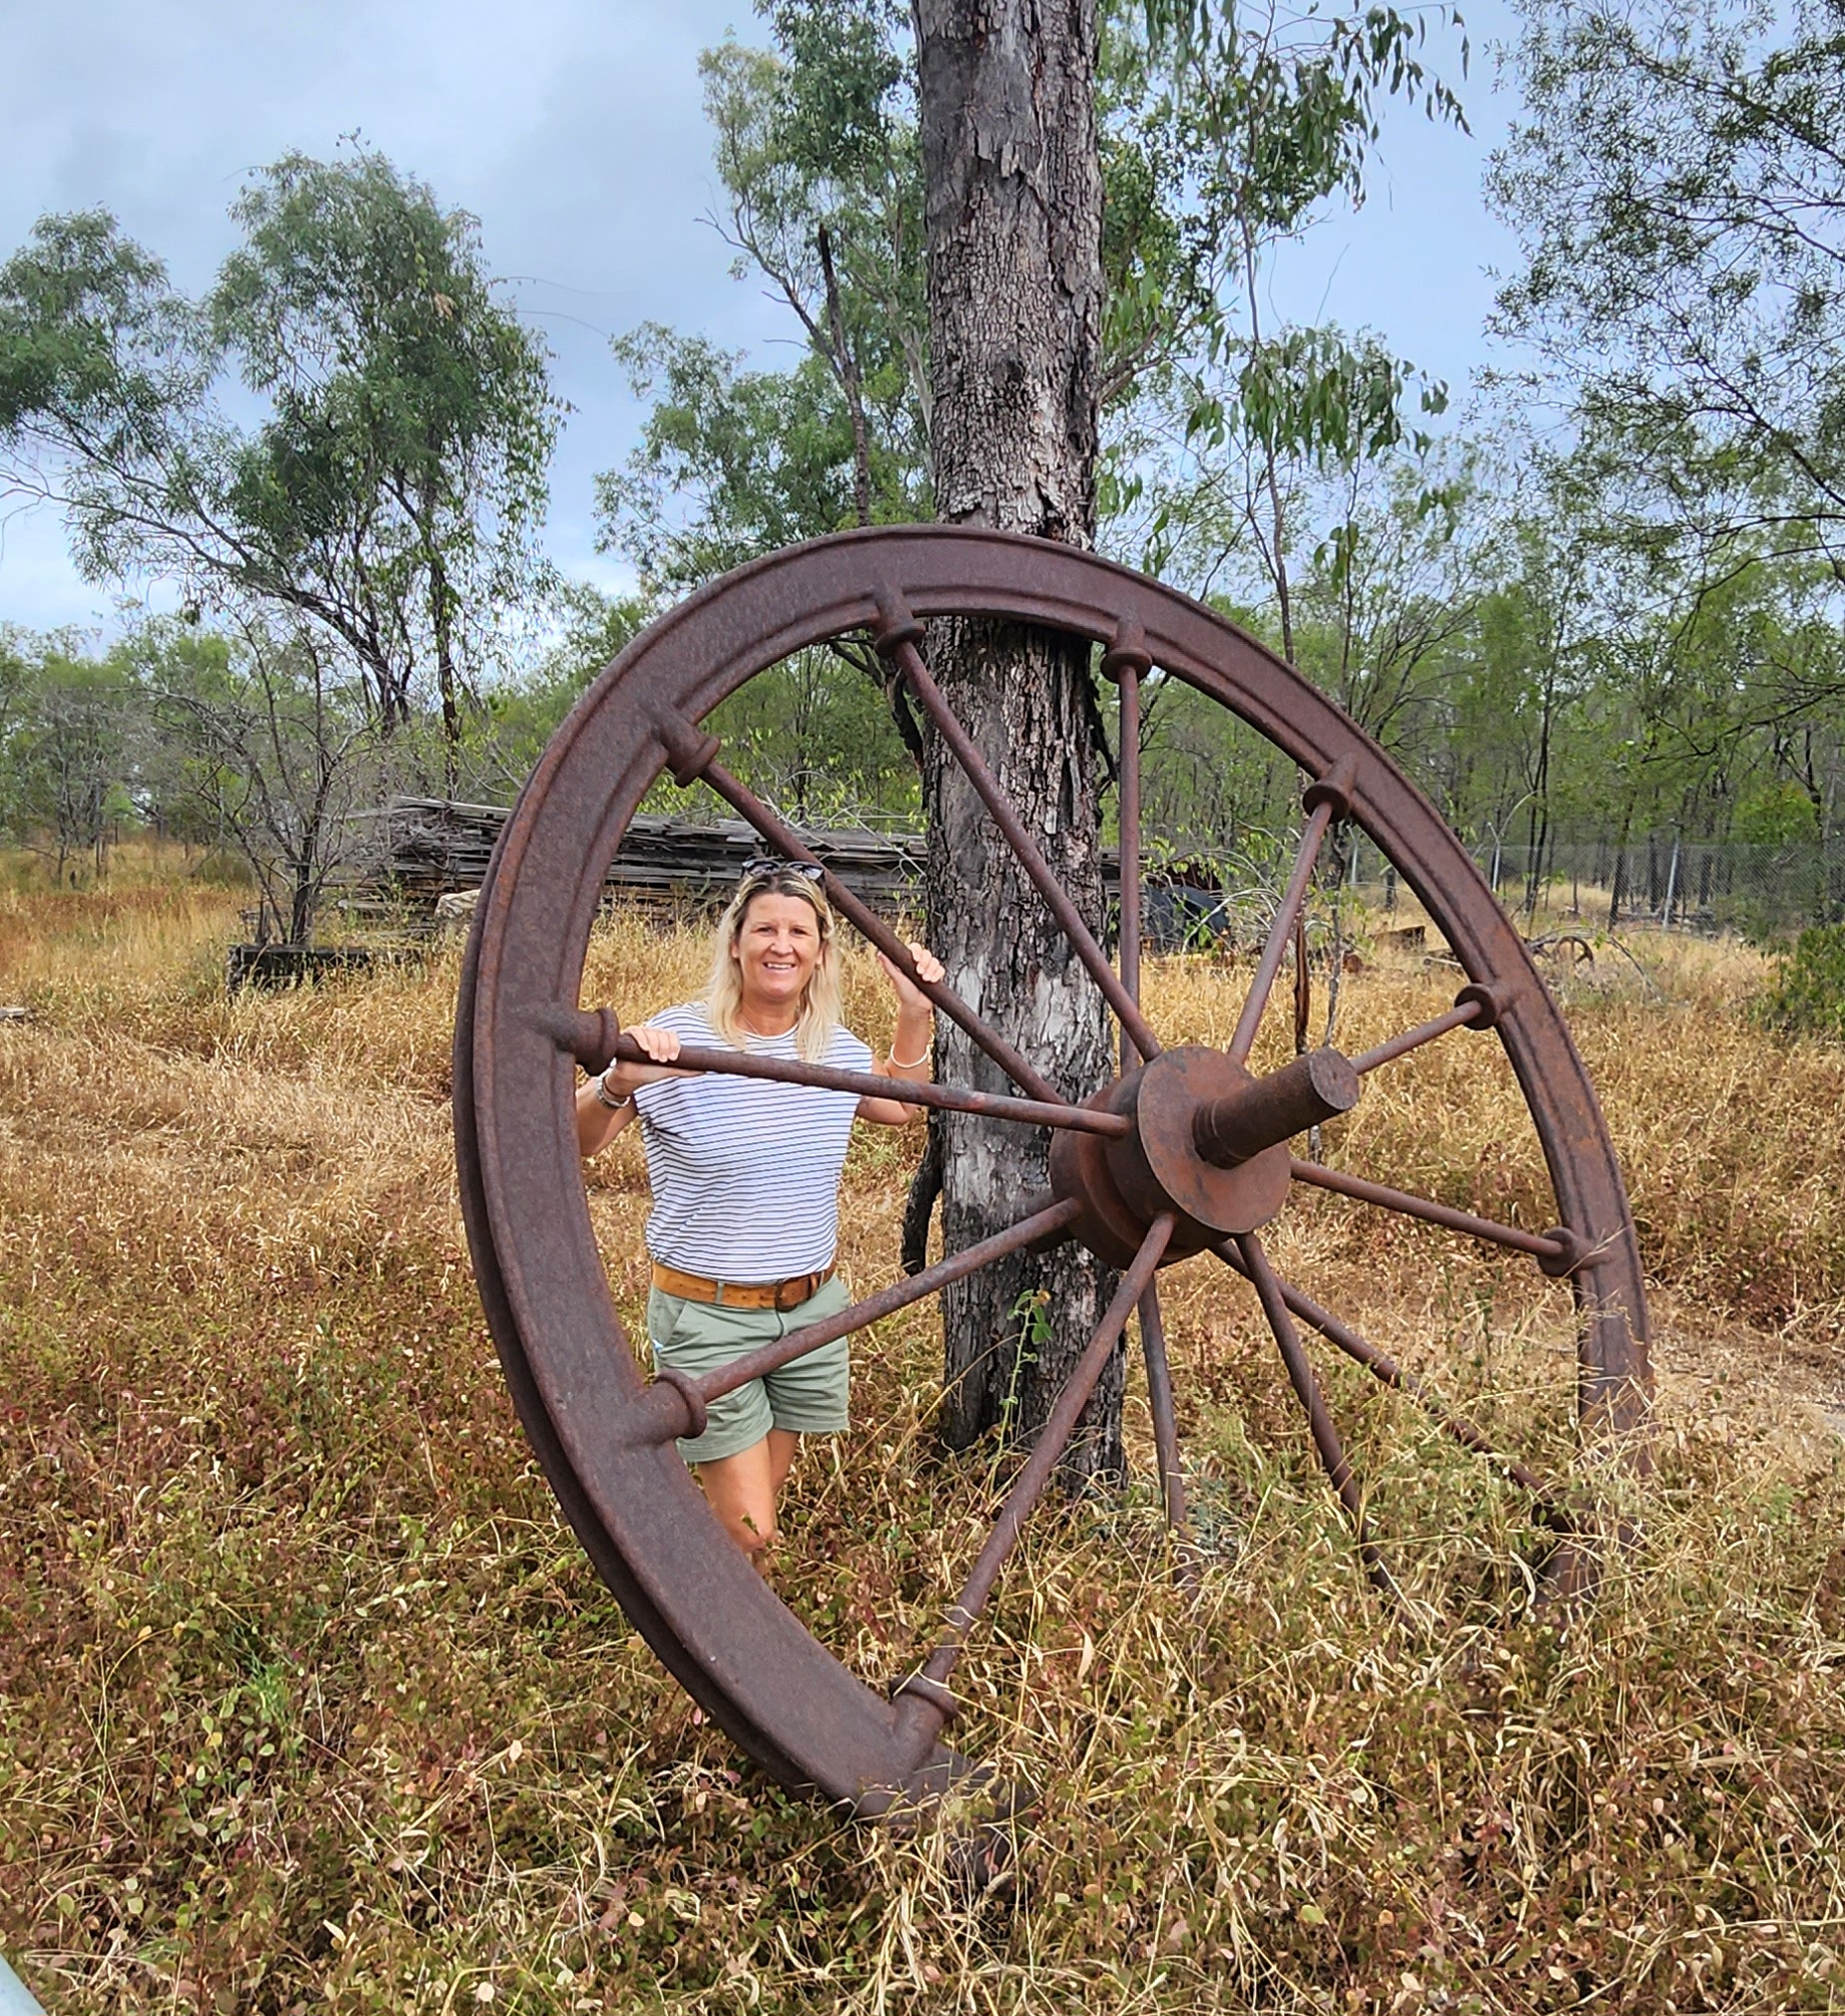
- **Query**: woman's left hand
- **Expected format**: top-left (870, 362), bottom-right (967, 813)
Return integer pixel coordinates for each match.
top-left (878, 942), bottom-right (944, 1011)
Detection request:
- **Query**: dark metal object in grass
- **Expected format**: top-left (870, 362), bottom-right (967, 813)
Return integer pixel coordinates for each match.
top-left (453, 526), bottom-right (1650, 1814)
top-left (227, 944), bottom-right (380, 991)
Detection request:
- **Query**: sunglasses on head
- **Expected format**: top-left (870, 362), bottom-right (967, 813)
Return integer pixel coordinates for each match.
top-left (740, 856), bottom-right (826, 885)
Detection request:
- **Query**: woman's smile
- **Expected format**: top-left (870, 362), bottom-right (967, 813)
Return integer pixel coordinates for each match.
top-left (733, 893), bottom-right (822, 1021)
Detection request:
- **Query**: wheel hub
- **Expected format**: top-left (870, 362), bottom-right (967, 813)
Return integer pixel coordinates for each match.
top-left (1050, 1044), bottom-right (1362, 1264)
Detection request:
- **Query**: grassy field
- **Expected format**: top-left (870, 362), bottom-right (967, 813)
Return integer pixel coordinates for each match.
top-left (1, 857), bottom-right (1842, 2014)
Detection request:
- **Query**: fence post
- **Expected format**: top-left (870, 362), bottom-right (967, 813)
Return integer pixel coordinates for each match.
top-left (1662, 832), bottom-right (1681, 931)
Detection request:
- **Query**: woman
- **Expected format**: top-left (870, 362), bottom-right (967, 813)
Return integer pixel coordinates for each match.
top-left (576, 859), bottom-right (943, 1563)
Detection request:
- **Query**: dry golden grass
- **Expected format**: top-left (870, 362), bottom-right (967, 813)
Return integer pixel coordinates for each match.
top-left (2, 861), bottom-right (1842, 2014)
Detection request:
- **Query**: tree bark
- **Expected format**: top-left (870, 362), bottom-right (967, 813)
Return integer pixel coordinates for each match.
top-left (817, 224), bottom-right (874, 530)
top-left (915, 0), bottom-right (1120, 1482)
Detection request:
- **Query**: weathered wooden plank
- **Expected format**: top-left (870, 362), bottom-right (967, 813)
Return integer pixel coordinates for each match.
top-left (355, 797), bottom-right (1224, 952)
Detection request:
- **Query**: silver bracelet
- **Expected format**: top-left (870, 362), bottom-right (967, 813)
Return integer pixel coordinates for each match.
top-left (592, 1068), bottom-right (633, 1111)
top-left (889, 1044), bottom-right (930, 1072)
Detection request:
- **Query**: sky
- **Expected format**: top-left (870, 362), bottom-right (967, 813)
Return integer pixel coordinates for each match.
top-left (0, 0), bottom-right (1528, 638)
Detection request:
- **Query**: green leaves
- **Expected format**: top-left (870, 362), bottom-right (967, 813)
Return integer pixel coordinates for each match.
top-left (1140, 0), bottom-right (1468, 224)
top-left (696, 3), bottom-right (926, 469)
top-left (1759, 924), bottom-right (1845, 1040)
top-left (0, 634), bottom-right (138, 871)
top-left (599, 0), bottom-right (930, 594)
top-left (1490, 0), bottom-right (1845, 570)
top-left (599, 330), bottom-right (902, 593)
top-left (1214, 327), bottom-right (1446, 468)
top-left (0, 211), bottom-right (209, 453)
top-left (0, 148), bottom-right (560, 743)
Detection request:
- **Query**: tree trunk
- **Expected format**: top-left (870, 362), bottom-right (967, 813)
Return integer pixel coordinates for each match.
top-left (818, 224), bottom-right (874, 529)
top-left (426, 494), bottom-right (462, 793)
top-left (915, 0), bottom-right (1120, 1482)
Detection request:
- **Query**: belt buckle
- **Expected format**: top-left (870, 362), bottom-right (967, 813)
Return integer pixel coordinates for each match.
top-left (774, 1274), bottom-right (809, 1313)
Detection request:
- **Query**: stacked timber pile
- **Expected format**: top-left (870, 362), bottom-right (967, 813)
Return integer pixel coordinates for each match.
top-left (359, 798), bottom-right (1235, 951)
top-left (361, 797), bottom-right (929, 917)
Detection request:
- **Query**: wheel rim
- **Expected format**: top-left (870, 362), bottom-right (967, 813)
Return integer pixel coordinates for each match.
top-left (453, 524), bottom-right (1651, 1811)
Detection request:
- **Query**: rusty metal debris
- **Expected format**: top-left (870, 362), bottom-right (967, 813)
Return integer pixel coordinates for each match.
top-left (453, 525), bottom-right (1651, 1813)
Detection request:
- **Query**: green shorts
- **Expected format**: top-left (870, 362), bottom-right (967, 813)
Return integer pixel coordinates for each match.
top-left (647, 1273), bottom-right (853, 1465)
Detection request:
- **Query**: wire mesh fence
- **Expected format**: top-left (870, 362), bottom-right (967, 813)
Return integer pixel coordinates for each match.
top-left (1347, 832), bottom-right (1845, 939)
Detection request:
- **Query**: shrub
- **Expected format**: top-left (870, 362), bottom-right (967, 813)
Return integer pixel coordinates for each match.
top-left (1758, 923), bottom-right (1845, 1041)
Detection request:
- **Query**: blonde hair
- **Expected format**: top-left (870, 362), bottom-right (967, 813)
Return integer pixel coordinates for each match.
top-left (701, 870), bottom-right (842, 1061)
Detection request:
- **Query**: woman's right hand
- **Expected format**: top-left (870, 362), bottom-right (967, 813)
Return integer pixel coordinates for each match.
top-left (603, 1023), bottom-right (687, 1097)
top-left (578, 1022), bottom-right (684, 1158)
top-left (628, 1025), bottom-right (681, 1066)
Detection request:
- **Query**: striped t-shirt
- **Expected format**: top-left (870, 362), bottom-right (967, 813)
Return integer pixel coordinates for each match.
top-left (631, 1004), bottom-right (875, 1281)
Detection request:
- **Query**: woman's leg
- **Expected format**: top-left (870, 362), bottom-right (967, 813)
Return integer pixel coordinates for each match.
top-left (697, 1429), bottom-right (803, 1563)
top-left (697, 1437), bottom-right (779, 1559)
top-left (767, 1427), bottom-right (801, 1494)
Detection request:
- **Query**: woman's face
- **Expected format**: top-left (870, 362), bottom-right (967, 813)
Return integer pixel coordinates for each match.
top-left (730, 890), bottom-right (825, 1013)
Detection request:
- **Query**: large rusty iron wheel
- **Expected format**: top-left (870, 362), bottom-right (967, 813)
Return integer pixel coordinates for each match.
top-left (453, 526), bottom-right (1650, 1815)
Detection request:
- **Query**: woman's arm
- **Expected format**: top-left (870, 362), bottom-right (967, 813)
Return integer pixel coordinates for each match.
top-left (576, 1023), bottom-right (684, 1158)
top-left (859, 942), bottom-right (943, 1126)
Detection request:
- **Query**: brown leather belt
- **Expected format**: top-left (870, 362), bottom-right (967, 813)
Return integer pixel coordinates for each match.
top-left (651, 1260), bottom-right (835, 1312)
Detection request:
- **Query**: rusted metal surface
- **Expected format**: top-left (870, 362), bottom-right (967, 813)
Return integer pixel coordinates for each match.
top-left (1213, 1242), bottom-right (1567, 1520)
top-left (1137, 1286), bottom-right (1189, 1543)
top-left (1236, 1232), bottom-right (1401, 1602)
top-left (890, 1214), bottom-right (1176, 1764)
top-left (886, 629), bottom-right (1165, 1062)
top-left (614, 1200), bottom-right (1084, 1453)
top-left (1097, 651), bottom-right (1193, 1565)
top-left (1102, 644), bottom-right (1148, 1055)
top-left (1288, 1156), bottom-right (1573, 1264)
top-left (1109, 1048), bottom-right (1295, 1238)
top-left (1194, 1047), bottom-right (1360, 1168)
top-left (453, 523), bottom-right (1651, 1815)
top-left (1350, 994), bottom-right (1486, 1074)
top-left (1229, 756), bottom-right (1355, 1064)
top-left (593, 1030), bottom-right (1131, 1137)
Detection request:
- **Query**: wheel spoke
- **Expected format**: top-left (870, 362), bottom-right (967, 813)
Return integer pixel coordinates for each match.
top-left (1293, 913), bottom-right (1311, 1053)
top-left (1119, 663), bottom-right (1144, 1061)
top-left (885, 634), bottom-right (1165, 1061)
top-left (1230, 1232), bottom-right (1400, 1600)
top-left (700, 1197), bottom-right (1082, 1405)
top-left (694, 747), bottom-right (1065, 1106)
top-left (1288, 1157), bottom-right (1573, 1265)
top-left (893, 1213), bottom-right (1175, 1727)
top-left (595, 1031), bottom-right (1132, 1138)
top-left (1227, 757), bottom-right (1356, 1066)
top-left (1213, 1241), bottom-right (1567, 1521)
top-left (1350, 988), bottom-right (1496, 1075)
top-left (1138, 1283), bottom-right (1189, 1542)
top-left (618, 1198), bottom-right (1084, 1448)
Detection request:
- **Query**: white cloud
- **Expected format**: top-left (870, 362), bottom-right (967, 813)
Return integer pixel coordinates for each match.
top-left (0, 0), bottom-right (763, 631)
top-left (0, 0), bottom-right (1525, 634)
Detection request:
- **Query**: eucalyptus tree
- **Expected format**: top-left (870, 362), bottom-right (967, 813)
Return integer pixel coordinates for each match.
top-left (1132, 0), bottom-right (1464, 658)
top-left (1491, 0), bottom-right (1845, 579)
top-left (910, 0), bottom-right (1126, 1471)
top-left (603, 0), bottom-right (1471, 1476)
top-left (0, 636), bottom-right (135, 877)
top-left (698, 0), bottom-right (931, 517)
top-left (0, 149), bottom-right (559, 768)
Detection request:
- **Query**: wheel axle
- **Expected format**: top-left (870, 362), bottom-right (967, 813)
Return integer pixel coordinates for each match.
top-left (1050, 1044), bottom-right (1363, 1263)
